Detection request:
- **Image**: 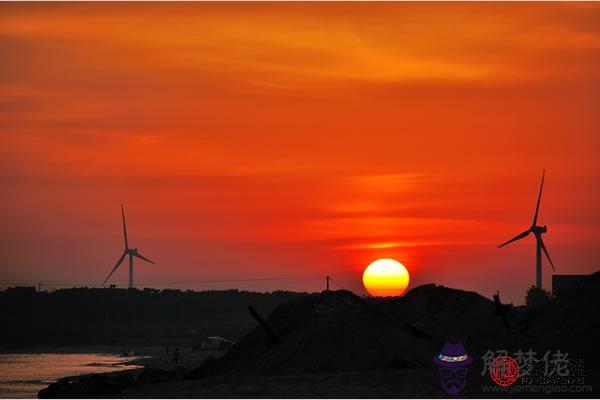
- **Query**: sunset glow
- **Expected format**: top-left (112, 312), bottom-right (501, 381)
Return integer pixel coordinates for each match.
top-left (1, 3), bottom-right (599, 303)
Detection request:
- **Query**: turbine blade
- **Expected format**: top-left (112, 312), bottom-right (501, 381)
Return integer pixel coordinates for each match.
top-left (532, 169), bottom-right (545, 226)
top-left (539, 237), bottom-right (556, 271)
top-left (134, 252), bottom-right (154, 264)
top-left (121, 204), bottom-right (128, 249)
top-left (498, 230), bottom-right (531, 248)
top-left (103, 252), bottom-right (127, 285)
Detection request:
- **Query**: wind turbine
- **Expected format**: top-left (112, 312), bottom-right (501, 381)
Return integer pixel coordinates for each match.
top-left (103, 205), bottom-right (154, 289)
top-left (498, 170), bottom-right (556, 289)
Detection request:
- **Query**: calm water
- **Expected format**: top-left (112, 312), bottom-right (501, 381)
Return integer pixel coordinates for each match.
top-left (0, 353), bottom-right (142, 398)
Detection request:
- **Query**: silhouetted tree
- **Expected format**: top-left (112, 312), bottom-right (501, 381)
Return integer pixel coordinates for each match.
top-left (525, 285), bottom-right (551, 308)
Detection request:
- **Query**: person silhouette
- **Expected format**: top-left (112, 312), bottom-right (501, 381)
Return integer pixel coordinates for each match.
top-left (172, 347), bottom-right (180, 363)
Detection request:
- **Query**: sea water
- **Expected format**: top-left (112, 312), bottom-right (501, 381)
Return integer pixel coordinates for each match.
top-left (0, 353), bottom-right (141, 398)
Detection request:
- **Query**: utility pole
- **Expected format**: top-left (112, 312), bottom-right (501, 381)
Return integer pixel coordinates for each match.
top-left (326, 276), bottom-right (330, 292)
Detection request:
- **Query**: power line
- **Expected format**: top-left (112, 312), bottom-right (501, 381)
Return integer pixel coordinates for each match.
top-left (141, 275), bottom-right (324, 285)
top-left (0, 275), bottom-right (355, 294)
top-left (329, 276), bottom-right (348, 291)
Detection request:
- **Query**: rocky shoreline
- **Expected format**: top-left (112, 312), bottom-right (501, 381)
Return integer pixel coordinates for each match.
top-left (38, 367), bottom-right (181, 398)
top-left (37, 349), bottom-right (225, 398)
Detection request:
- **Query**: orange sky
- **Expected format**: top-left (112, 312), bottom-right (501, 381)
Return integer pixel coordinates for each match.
top-left (1, 3), bottom-right (599, 303)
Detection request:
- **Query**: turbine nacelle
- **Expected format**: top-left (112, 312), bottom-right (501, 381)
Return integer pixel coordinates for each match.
top-left (531, 225), bottom-right (547, 234)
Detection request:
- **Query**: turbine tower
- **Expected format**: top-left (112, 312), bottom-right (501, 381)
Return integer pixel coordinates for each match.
top-left (498, 170), bottom-right (556, 289)
top-left (103, 205), bottom-right (154, 289)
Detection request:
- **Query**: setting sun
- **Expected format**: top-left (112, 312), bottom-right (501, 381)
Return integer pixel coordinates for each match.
top-left (362, 258), bottom-right (410, 297)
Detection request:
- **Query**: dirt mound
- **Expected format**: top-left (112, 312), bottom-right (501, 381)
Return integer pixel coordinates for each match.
top-left (188, 290), bottom-right (435, 377)
top-left (187, 278), bottom-right (600, 379)
top-left (378, 284), bottom-right (512, 347)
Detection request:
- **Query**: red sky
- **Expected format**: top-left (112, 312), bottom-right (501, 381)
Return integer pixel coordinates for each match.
top-left (1, 3), bottom-right (599, 303)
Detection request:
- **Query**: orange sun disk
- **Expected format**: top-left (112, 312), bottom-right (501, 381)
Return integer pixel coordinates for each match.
top-left (362, 258), bottom-right (410, 297)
